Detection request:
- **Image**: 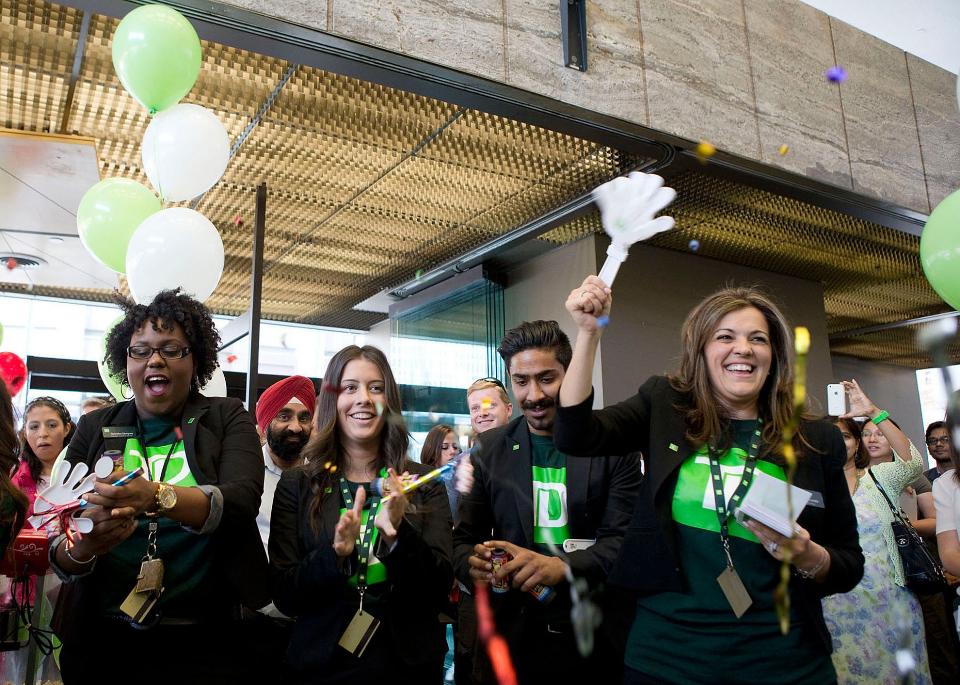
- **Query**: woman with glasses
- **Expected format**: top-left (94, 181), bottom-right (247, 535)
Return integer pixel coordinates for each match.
top-left (13, 396), bottom-right (74, 515)
top-left (821, 381), bottom-right (932, 684)
top-left (49, 289), bottom-right (267, 685)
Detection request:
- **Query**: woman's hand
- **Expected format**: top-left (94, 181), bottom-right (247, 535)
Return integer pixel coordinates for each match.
top-left (565, 276), bottom-right (612, 335)
top-left (69, 505), bottom-right (138, 560)
top-left (84, 472), bottom-right (158, 517)
top-left (840, 379), bottom-right (880, 420)
top-left (375, 469), bottom-right (407, 546)
top-left (743, 519), bottom-right (829, 578)
top-left (333, 486), bottom-right (365, 558)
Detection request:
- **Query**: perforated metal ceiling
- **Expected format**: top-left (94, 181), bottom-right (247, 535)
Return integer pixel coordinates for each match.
top-left (1, 0), bottom-right (953, 366)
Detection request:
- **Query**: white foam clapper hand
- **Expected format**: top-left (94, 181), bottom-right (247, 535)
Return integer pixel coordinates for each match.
top-left (593, 171), bottom-right (676, 287)
top-left (454, 453), bottom-right (474, 495)
top-left (29, 457), bottom-right (113, 529)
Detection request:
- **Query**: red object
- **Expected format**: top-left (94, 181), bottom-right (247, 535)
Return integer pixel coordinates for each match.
top-left (226, 354), bottom-right (237, 363)
top-left (0, 351), bottom-right (27, 396)
top-left (4, 258), bottom-right (16, 271)
top-left (321, 382), bottom-right (340, 394)
top-left (0, 529), bottom-right (51, 577)
top-left (233, 214), bottom-right (243, 226)
top-left (255, 375), bottom-right (317, 432)
top-left (474, 583), bottom-right (518, 685)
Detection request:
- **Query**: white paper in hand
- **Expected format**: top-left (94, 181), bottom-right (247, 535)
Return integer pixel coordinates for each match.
top-left (735, 469), bottom-right (812, 537)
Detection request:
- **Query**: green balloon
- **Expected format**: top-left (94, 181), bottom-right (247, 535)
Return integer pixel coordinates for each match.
top-left (77, 179), bottom-right (161, 273)
top-left (921, 189), bottom-right (960, 311)
top-left (0, 321), bottom-right (3, 347)
top-left (98, 316), bottom-right (129, 401)
top-left (112, 5), bottom-right (202, 114)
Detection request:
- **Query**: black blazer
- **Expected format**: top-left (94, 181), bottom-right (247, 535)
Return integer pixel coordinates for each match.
top-left (453, 415), bottom-right (642, 595)
top-left (553, 375), bottom-right (864, 652)
top-left (269, 460), bottom-right (453, 674)
top-left (52, 394), bottom-right (269, 640)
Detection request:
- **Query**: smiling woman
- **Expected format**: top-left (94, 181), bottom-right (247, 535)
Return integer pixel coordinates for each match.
top-left (269, 344), bottom-right (454, 683)
top-left (553, 278), bottom-right (864, 685)
top-left (48, 289), bottom-right (268, 685)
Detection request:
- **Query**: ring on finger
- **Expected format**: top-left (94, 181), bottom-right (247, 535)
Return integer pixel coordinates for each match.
top-left (765, 541), bottom-right (779, 554)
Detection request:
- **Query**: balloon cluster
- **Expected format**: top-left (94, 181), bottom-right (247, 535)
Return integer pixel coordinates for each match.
top-left (76, 5), bottom-right (228, 306)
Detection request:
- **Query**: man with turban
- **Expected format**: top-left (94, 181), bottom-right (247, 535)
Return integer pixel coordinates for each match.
top-left (255, 374), bottom-right (316, 552)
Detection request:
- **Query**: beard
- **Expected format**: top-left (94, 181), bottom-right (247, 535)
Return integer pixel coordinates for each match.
top-left (521, 397), bottom-right (556, 431)
top-left (267, 426), bottom-right (309, 463)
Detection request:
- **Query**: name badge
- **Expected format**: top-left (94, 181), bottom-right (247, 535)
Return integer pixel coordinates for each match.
top-left (102, 426), bottom-right (137, 439)
top-left (806, 490), bottom-right (825, 509)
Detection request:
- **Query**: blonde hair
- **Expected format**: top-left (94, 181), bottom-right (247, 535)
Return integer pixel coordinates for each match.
top-left (466, 380), bottom-right (510, 406)
top-left (668, 286), bottom-right (793, 454)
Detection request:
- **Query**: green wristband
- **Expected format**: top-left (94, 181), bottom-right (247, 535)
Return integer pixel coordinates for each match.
top-left (871, 409), bottom-right (890, 425)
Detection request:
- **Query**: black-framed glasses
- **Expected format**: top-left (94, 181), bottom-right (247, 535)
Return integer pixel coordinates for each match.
top-left (127, 344), bottom-right (191, 360)
top-left (473, 376), bottom-right (506, 390)
top-left (926, 436), bottom-right (951, 446)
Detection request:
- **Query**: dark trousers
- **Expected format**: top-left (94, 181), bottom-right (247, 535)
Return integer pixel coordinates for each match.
top-left (918, 591), bottom-right (960, 685)
top-left (60, 618), bottom-right (263, 685)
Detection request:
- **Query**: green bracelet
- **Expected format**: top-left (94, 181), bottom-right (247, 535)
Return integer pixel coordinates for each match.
top-left (871, 409), bottom-right (890, 425)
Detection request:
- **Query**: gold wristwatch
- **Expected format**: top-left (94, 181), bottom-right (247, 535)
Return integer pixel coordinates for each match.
top-left (154, 482), bottom-right (177, 513)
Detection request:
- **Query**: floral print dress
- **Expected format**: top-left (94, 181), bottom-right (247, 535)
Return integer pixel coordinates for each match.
top-left (822, 449), bottom-right (932, 684)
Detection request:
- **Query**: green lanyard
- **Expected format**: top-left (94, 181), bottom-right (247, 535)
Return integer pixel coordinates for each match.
top-left (707, 421), bottom-right (763, 570)
top-left (338, 478), bottom-right (383, 595)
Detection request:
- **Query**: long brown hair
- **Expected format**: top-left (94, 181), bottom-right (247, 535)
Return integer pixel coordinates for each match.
top-left (669, 286), bottom-right (794, 454)
top-left (19, 396), bottom-right (74, 483)
top-left (0, 382), bottom-right (29, 541)
top-left (303, 345), bottom-right (409, 524)
top-left (420, 424), bottom-right (455, 468)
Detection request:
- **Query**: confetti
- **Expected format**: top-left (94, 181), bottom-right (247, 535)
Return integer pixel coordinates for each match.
top-left (5, 258), bottom-right (17, 271)
top-left (596, 315), bottom-right (610, 328)
top-left (226, 354), bottom-right (237, 363)
top-left (415, 269), bottom-right (423, 279)
top-left (825, 65), bottom-right (846, 83)
top-left (323, 461), bottom-right (332, 470)
top-left (375, 401), bottom-right (384, 416)
top-left (233, 214), bottom-right (243, 226)
top-left (481, 398), bottom-right (492, 410)
top-left (329, 465), bottom-right (337, 473)
top-left (688, 239), bottom-right (700, 252)
top-left (778, 144), bottom-right (789, 156)
top-left (696, 140), bottom-right (716, 161)
top-left (321, 382), bottom-right (340, 394)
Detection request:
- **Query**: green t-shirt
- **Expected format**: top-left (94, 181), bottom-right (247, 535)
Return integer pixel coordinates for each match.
top-left (92, 417), bottom-right (216, 617)
top-left (625, 420), bottom-right (835, 684)
top-left (530, 433), bottom-right (569, 554)
top-left (339, 479), bottom-right (387, 588)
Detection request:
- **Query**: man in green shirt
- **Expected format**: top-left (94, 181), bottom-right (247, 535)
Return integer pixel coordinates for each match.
top-left (454, 320), bottom-right (641, 683)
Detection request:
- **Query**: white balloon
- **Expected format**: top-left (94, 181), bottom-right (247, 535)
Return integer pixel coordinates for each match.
top-left (141, 103), bottom-right (230, 202)
top-left (200, 366), bottom-right (227, 397)
top-left (126, 207), bottom-right (224, 304)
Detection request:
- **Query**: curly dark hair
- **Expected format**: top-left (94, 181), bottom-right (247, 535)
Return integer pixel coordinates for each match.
top-left (103, 289), bottom-right (220, 392)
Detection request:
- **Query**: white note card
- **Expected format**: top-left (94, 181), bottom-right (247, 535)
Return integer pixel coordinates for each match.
top-left (735, 469), bottom-right (812, 537)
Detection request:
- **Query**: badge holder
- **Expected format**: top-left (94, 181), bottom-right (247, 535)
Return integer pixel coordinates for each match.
top-left (120, 518), bottom-right (164, 627)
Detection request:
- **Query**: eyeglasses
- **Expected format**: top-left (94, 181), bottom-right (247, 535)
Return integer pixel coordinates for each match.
top-left (926, 436), bottom-right (951, 446)
top-left (472, 377), bottom-right (506, 390)
top-left (127, 344), bottom-right (191, 360)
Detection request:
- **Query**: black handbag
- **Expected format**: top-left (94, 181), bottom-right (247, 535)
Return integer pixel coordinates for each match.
top-left (868, 469), bottom-right (948, 595)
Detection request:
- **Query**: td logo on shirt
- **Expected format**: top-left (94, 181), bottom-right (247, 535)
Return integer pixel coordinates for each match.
top-left (532, 465), bottom-right (569, 545)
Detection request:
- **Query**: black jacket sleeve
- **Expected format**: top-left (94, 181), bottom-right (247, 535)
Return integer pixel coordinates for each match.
top-left (380, 477), bottom-right (454, 612)
top-left (555, 376), bottom-right (660, 457)
top-left (566, 453), bottom-right (642, 585)
top-left (807, 423), bottom-right (864, 597)
top-left (453, 442), bottom-right (494, 587)
top-left (268, 470), bottom-right (346, 617)
top-left (211, 398), bottom-right (264, 522)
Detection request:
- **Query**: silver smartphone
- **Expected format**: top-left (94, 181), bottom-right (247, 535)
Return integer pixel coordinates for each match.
top-left (827, 383), bottom-right (846, 416)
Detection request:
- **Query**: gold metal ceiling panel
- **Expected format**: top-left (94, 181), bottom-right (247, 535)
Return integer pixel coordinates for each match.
top-left (4, 0), bottom-right (947, 365)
